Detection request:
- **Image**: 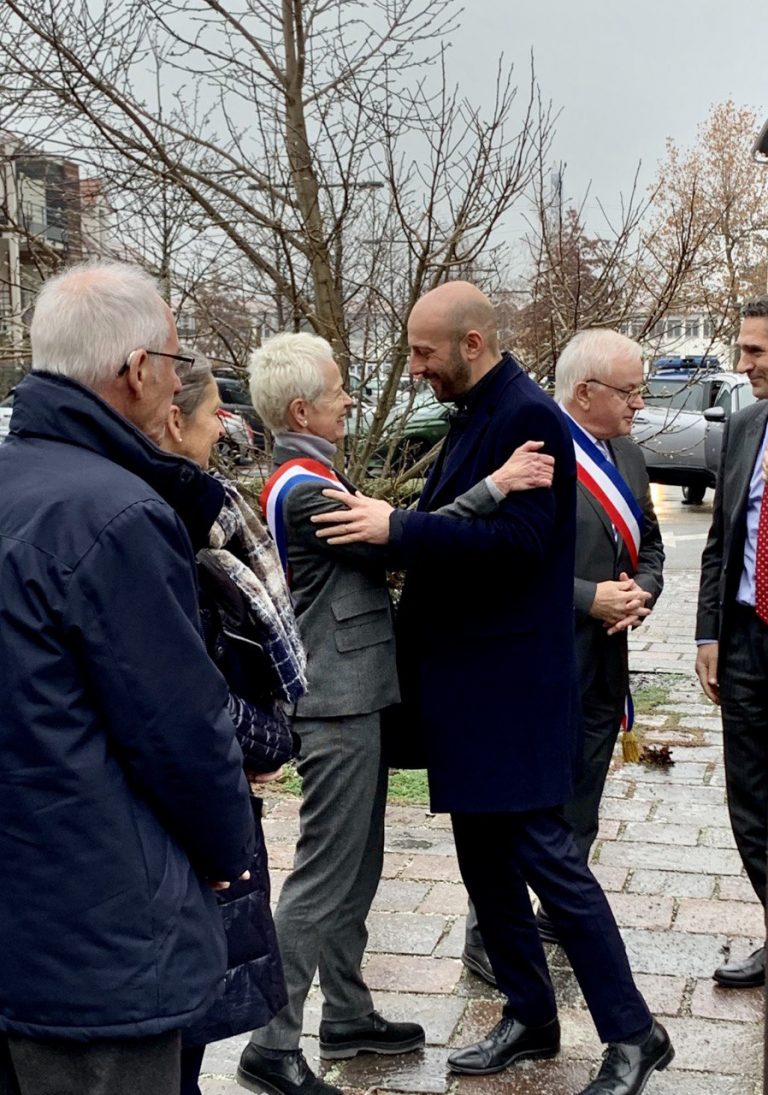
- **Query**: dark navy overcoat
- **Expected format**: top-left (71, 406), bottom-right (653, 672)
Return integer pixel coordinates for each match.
top-left (390, 355), bottom-right (581, 813)
top-left (0, 373), bottom-right (254, 1041)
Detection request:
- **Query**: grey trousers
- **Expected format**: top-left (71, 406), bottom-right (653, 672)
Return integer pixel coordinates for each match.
top-left (0, 1031), bottom-right (180, 1095)
top-left (252, 711), bottom-right (386, 1050)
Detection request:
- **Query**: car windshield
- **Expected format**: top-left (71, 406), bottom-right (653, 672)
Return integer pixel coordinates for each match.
top-left (645, 379), bottom-right (705, 411)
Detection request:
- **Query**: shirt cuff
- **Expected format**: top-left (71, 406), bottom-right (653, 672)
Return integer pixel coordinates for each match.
top-left (484, 475), bottom-right (505, 503)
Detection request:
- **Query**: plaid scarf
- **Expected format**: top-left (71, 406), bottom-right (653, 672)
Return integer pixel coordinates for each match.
top-left (205, 474), bottom-right (307, 704)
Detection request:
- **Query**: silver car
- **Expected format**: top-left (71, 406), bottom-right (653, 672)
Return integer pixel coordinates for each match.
top-left (632, 372), bottom-right (755, 504)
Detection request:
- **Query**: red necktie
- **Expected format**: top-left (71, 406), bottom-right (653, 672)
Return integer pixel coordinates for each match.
top-left (755, 482), bottom-right (768, 623)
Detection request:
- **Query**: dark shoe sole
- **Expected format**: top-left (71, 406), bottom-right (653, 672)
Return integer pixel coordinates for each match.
top-left (461, 950), bottom-right (497, 987)
top-left (447, 1045), bottom-right (560, 1075)
top-left (319, 1033), bottom-right (425, 1060)
top-left (713, 972), bottom-right (765, 988)
top-left (236, 1068), bottom-right (286, 1095)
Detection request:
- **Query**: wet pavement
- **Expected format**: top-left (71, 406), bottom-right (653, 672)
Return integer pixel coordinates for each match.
top-left (201, 487), bottom-right (764, 1095)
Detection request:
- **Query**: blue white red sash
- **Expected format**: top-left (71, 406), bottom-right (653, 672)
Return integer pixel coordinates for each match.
top-left (620, 692), bottom-right (635, 733)
top-left (565, 416), bottom-right (644, 570)
top-left (260, 458), bottom-right (349, 576)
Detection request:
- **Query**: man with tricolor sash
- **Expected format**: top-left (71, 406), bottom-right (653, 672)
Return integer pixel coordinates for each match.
top-left (534, 329), bottom-right (665, 936)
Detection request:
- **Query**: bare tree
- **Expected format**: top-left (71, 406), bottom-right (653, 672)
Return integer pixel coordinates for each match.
top-left (0, 0), bottom-right (554, 479)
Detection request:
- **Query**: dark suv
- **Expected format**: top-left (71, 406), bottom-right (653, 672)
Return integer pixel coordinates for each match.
top-left (214, 373), bottom-right (265, 449)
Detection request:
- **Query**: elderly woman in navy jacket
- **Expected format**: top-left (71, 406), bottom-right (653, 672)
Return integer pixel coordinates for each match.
top-left (161, 353), bottom-right (307, 1095)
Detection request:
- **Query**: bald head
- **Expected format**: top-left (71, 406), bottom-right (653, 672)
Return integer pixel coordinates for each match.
top-left (408, 282), bottom-right (501, 401)
top-left (411, 282), bottom-right (499, 356)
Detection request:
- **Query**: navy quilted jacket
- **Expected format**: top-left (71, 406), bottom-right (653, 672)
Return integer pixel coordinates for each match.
top-left (0, 372), bottom-right (255, 1041)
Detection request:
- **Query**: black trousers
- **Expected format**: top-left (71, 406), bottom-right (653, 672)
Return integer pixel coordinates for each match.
top-left (718, 605), bottom-right (768, 907)
top-left (0, 1031), bottom-right (180, 1095)
top-left (451, 808), bottom-right (651, 1044)
top-left (562, 687), bottom-right (625, 860)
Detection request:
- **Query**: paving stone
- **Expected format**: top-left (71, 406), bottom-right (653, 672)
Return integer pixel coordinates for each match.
top-left (382, 853), bottom-right (417, 878)
top-left (626, 869), bottom-right (715, 898)
top-left (631, 782), bottom-right (726, 805)
top-left (451, 1058), bottom-right (593, 1094)
top-left (418, 882), bottom-right (472, 916)
top-left (612, 761), bottom-right (710, 783)
top-left (374, 879), bottom-right (432, 912)
top-left (679, 716), bottom-right (724, 732)
top-left (606, 893), bottom-right (674, 929)
top-left (599, 841), bottom-right (741, 875)
top-left (700, 826), bottom-right (737, 848)
top-left (433, 917), bottom-right (465, 960)
top-left (717, 875), bottom-right (759, 902)
top-left (598, 796), bottom-right (654, 821)
top-left (363, 954), bottom-right (463, 994)
top-left (620, 927), bottom-right (727, 977)
top-left (690, 979), bottom-right (764, 1022)
top-left (262, 817), bottom-right (301, 843)
top-left (270, 869), bottom-right (289, 903)
top-left (266, 843), bottom-right (296, 870)
top-left (649, 1074), bottom-right (758, 1095)
top-left (367, 912), bottom-right (447, 955)
top-left (657, 702), bottom-right (721, 717)
top-left (399, 854), bottom-right (463, 882)
top-left (602, 781), bottom-right (631, 799)
top-left (633, 973), bottom-right (687, 1015)
top-left (385, 828), bottom-right (458, 856)
top-left (621, 821), bottom-right (701, 845)
top-left (387, 805), bottom-right (438, 826)
top-left (674, 898), bottom-right (766, 937)
top-left (331, 1045), bottom-right (450, 1093)
top-left (590, 863), bottom-right (630, 891)
top-left (596, 818), bottom-right (620, 840)
top-left (661, 1015), bottom-right (762, 1076)
top-left (651, 801), bottom-right (729, 826)
top-left (200, 1081), bottom-right (240, 1094)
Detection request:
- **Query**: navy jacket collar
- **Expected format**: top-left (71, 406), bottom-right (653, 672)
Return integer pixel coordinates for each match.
top-left (10, 371), bottom-right (224, 551)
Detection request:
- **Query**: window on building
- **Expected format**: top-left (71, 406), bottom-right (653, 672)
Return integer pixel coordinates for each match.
top-left (666, 318), bottom-right (683, 338)
top-left (685, 318), bottom-right (699, 338)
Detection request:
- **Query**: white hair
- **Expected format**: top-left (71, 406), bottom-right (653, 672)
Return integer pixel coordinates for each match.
top-left (249, 331), bottom-right (335, 433)
top-left (554, 329), bottom-right (643, 403)
top-left (30, 261), bottom-right (170, 388)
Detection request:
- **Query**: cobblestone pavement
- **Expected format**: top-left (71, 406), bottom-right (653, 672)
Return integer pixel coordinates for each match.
top-left (201, 503), bottom-right (765, 1095)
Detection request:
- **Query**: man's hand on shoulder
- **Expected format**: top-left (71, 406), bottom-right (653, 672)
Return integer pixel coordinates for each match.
top-left (311, 489), bottom-right (394, 545)
top-left (490, 440), bottom-right (555, 495)
top-left (695, 641), bottom-right (720, 705)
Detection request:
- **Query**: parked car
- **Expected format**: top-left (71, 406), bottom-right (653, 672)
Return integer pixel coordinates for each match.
top-left (214, 372), bottom-right (265, 448)
top-left (352, 385), bottom-right (450, 471)
top-left (0, 395), bottom-right (14, 441)
top-left (632, 372), bottom-right (755, 504)
top-left (217, 406), bottom-right (256, 464)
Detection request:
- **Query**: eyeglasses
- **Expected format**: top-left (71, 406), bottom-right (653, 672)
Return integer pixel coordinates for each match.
top-left (116, 350), bottom-right (196, 378)
top-left (587, 379), bottom-right (649, 404)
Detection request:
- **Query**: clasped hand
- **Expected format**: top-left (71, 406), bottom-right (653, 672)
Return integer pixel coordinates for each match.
top-left (591, 571), bottom-right (652, 635)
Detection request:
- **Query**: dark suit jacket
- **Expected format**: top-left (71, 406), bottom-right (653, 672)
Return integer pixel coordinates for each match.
top-left (389, 355), bottom-right (580, 813)
top-left (697, 400), bottom-right (768, 642)
top-left (574, 435), bottom-right (664, 701)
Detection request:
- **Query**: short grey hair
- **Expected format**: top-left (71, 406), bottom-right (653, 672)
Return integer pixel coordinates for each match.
top-left (554, 329), bottom-right (642, 403)
top-left (742, 296), bottom-right (768, 320)
top-left (249, 331), bottom-right (335, 433)
top-left (30, 261), bottom-right (170, 388)
top-left (173, 349), bottom-right (215, 420)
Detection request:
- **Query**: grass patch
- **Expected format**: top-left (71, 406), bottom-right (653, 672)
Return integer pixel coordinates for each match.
top-left (632, 684), bottom-right (670, 714)
top-left (266, 764), bottom-right (430, 805)
top-left (387, 768), bottom-right (430, 804)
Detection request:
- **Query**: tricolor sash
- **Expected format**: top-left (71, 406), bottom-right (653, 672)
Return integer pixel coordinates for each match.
top-left (565, 417), bottom-right (644, 570)
top-left (260, 458), bottom-right (349, 577)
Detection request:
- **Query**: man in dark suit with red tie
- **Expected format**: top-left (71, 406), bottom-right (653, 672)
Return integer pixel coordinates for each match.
top-left (312, 282), bottom-right (672, 1095)
top-left (697, 296), bottom-right (768, 989)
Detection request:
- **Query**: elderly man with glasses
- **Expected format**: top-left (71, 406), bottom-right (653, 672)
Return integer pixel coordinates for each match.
top-left (0, 262), bottom-right (254, 1095)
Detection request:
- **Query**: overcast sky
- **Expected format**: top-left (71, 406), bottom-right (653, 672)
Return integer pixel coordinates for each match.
top-left (452, 0), bottom-right (767, 231)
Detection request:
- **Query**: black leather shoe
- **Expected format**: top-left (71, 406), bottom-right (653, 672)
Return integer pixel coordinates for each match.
top-left (447, 1015), bottom-right (560, 1075)
top-left (318, 1010), bottom-right (425, 1059)
top-left (576, 1020), bottom-right (674, 1094)
top-left (536, 907), bottom-right (559, 945)
top-left (461, 945), bottom-right (497, 986)
top-left (236, 1045), bottom-right (342, 1095)
top-left (713, 945), bottom-right (765, 988)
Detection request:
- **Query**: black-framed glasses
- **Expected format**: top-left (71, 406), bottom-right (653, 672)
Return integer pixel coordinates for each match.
top-left (116, 350), bottom-right (196, 378)
top-left (587, 378), bottom-right (649, 404)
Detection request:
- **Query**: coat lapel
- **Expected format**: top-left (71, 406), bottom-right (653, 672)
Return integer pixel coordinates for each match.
top-left (731, 403), bottom-right (768, 521)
